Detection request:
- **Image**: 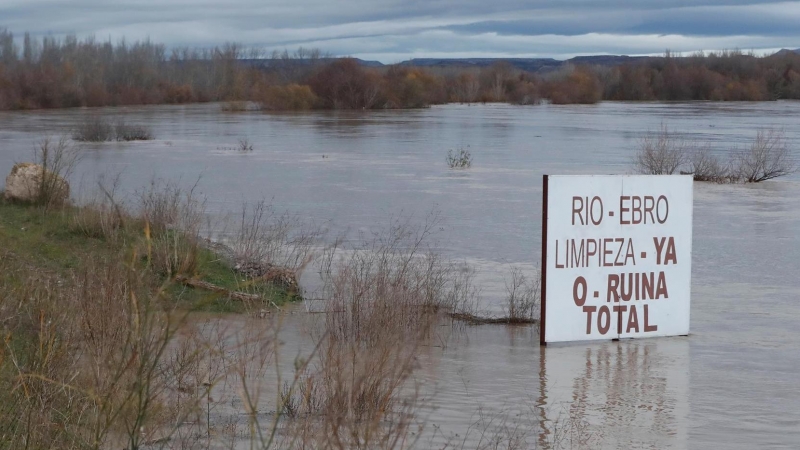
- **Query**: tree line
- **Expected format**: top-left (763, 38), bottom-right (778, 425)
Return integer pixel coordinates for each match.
top-left (2, 29), bottom-right (800, 111)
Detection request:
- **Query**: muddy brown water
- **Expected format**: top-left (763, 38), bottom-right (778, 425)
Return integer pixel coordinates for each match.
top-left (1, 102), bottom-right (799, 448)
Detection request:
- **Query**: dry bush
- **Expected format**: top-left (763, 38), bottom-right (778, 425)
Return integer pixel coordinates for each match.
top-left (733, 128), bottom-right (797, 182)
top-left (73, 202), bottom-right (125, 239)
top-left (114, 120), bottom-right (153, 141)
top-left (636, 126), bottom-right (796, 183)
top-left (229, 200), bottom-right (322, 275)
top-left (275, 337), bottom-right (424, 450)
top-left (446, 147), bottom-right (472, 169)
top-left (73, 116), bottom-right (114, 142)
top-left (634, 125), bottom-right (690, 175)
top-left (137, 179), bottom-right (206, 277)
top-left (258, 84), bottom-right (318, 111)
top-left (0, 264), bottom-right (88, 448)
top-left (72, 117), bottom-right (153, 142)
top-left (504, 267), bottom-right (540, 322)
top-left (238, 138), bottom-right (254, 152)
top-left (0, 255), bottom-right (196, 449)
top-left (72, 174), bottom-right (127, 239)
top-left (319, 213), bottom-right (468, 344)
top-left (221, 101), bottom-right (250, 112)
top-left (245, 214), bottom-right (485, 448)
top-left (137, 179), bottom-right (204, 235)
top-left (35, 136), bottom-right (78, 209)
top-left (687, 145), bottom-right (733, 183)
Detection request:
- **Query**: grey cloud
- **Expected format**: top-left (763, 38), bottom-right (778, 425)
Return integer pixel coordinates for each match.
top-left (1, 0), bottom-right (798, 61)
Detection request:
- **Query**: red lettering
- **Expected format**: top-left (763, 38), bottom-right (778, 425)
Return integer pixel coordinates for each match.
top-left (643, 196), bottom-right (655, 223)
top-left (632, 196), bottom-right (642, 224)
top-left (656, 195), bottom-right (669, 223)
top-left (626, 305), bottom-right (640, 333)
top-left (644, 304), bottom-right (658, 332)
top-left (572, 196), bottom-right (584, 225)
top-left (603, 238), bottom-right (614, 267)
top-left (664, 237), bottom-right (677, 265)
top-left (583, 306), bottom-right (597, 334)
top-left (607, 274), bottom-right (620, 302)
top-left (590, 197), bottom-right (603, 225)
top-left (654, 237), bottom-right (666, 264)
top-left (573, 276), bottom-right (587, 307)
top-left (655, 272), bottom-right (669, 299)
top-left (597, 306), bottom-right (611, 335)
top-left (613, 305), bottom-right (628, 334)
top-left (620, 195), bottom-right (630, 225)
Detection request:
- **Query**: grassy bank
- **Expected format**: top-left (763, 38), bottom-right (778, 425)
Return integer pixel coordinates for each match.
top-left (0, 192), bottom-right (305, 449)
top-left (0, 199), bottom-right (297, 313)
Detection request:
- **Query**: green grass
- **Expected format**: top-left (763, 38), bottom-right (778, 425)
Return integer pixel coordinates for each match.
top-left (0, 199), bottom-right (296, 313)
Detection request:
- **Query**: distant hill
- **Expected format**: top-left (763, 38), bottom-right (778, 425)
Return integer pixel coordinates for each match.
top-left (773, 48), bottom-right (800, 56)
top-left (565, 55), bottom-right (650, 66)
top-left (241, 50), bottom-right (800, 73)
top-left (240, 57), bottom-right (384, 68)
top-left (398, 57), bottom-right (562, 72)
top-left (397, 55), bottom-right (654, 72)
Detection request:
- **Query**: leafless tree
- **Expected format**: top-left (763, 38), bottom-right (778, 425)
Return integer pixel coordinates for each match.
top-left (634, 125), bottom-right (690, 175)
top-left (687, 145), bottom-right (732, 183)
top-left (733, 128), bottom-right (797, 182)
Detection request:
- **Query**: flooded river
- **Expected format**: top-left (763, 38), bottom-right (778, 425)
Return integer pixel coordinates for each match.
top-left (1, 102), bottom-right (799, 448)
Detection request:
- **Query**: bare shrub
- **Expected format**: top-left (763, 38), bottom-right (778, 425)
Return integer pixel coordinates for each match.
top-left (504, 266), bottom-right (540, 322)
top-left (73, 116), bottom-right (114, 142)
top-left (137, 179), bottom-right (206, 277)
top-left (634, 125), bottom-right (689, 175)
top-left (276, 336), bottom-right (424, 449)
top-left (237, 138), bottom-right (253, 152)
top-left (72, 174), bottom-right (127, 239)
top-left (229, 200), bottom-right (319, 273)
top-left (258, 84), bottom-right (318, 110)
top-left (32, 136), bottom-right (78, 209)
top-left (319, 213), bottom-right (463, 343)
top-left (72, 117), bottom-right (153, 142)
top-left (220, 101), bottom-right (250, 112)
top-left (114, 120), bottom-right (153, 141)
top-left (687, 145), bottom-right (733, 183)
top-left (0, 255), bottom-right (195, 449)
top-left (137, 179), bottom-right (203, 234)
top-left (447, 146), bottom-right (472, 169)
top-left (442, 262), bottom-right (482, 317)
top-left (733, 128), bottom-right (797, 182)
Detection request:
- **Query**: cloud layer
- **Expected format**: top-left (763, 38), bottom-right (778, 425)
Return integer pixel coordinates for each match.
top-left (2, 0), bottom-right (798, 62)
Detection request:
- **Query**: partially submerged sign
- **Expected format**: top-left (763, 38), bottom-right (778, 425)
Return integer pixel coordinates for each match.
top-left (540, 175), bottom-right (693, 344)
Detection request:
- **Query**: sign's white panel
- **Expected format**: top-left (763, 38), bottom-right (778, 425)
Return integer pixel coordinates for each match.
top-left (541, 175), bottom-right (693, 344)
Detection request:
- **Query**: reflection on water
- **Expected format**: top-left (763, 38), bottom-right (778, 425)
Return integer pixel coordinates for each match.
top-left (411, 323), bottom-right (689, 449)
top-left (1, 102), bottom-right (800, 448)
top-left (540, 340), bottom-right (688, 449)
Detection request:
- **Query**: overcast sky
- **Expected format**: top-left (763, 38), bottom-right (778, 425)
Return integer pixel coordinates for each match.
top-left (1, 0), bottom-right (798, 63)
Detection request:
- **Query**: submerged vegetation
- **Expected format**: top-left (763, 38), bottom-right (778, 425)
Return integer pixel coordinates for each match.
top-left (634, 126), bottom-right (797, 183)
top-left (446, 147), bottom-right (473, 169)
top-left (2, 29), bottom-right (800, 111)
top-left (73, 117), bottom-right (154, 142)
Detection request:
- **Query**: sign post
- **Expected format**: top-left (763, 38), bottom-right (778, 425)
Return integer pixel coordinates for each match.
top-left (540, 175), bottom-right (693, 345)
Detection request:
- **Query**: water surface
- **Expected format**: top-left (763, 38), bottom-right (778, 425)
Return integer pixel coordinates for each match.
top-left (1, 102), bottom-right (799, 448)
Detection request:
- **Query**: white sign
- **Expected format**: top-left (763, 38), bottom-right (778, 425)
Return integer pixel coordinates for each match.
top-left (540, 175), bottom-right (693, 344)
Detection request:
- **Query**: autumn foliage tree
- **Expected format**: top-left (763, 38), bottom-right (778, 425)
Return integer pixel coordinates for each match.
top-left (3, 28), bottom-right (800, 111)
top-left (541, 66), bottom-right (602, 104)
top-left (307, 58), bottom-right (382, 109)
top-left (0, 29), bottom-right (272, 110)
